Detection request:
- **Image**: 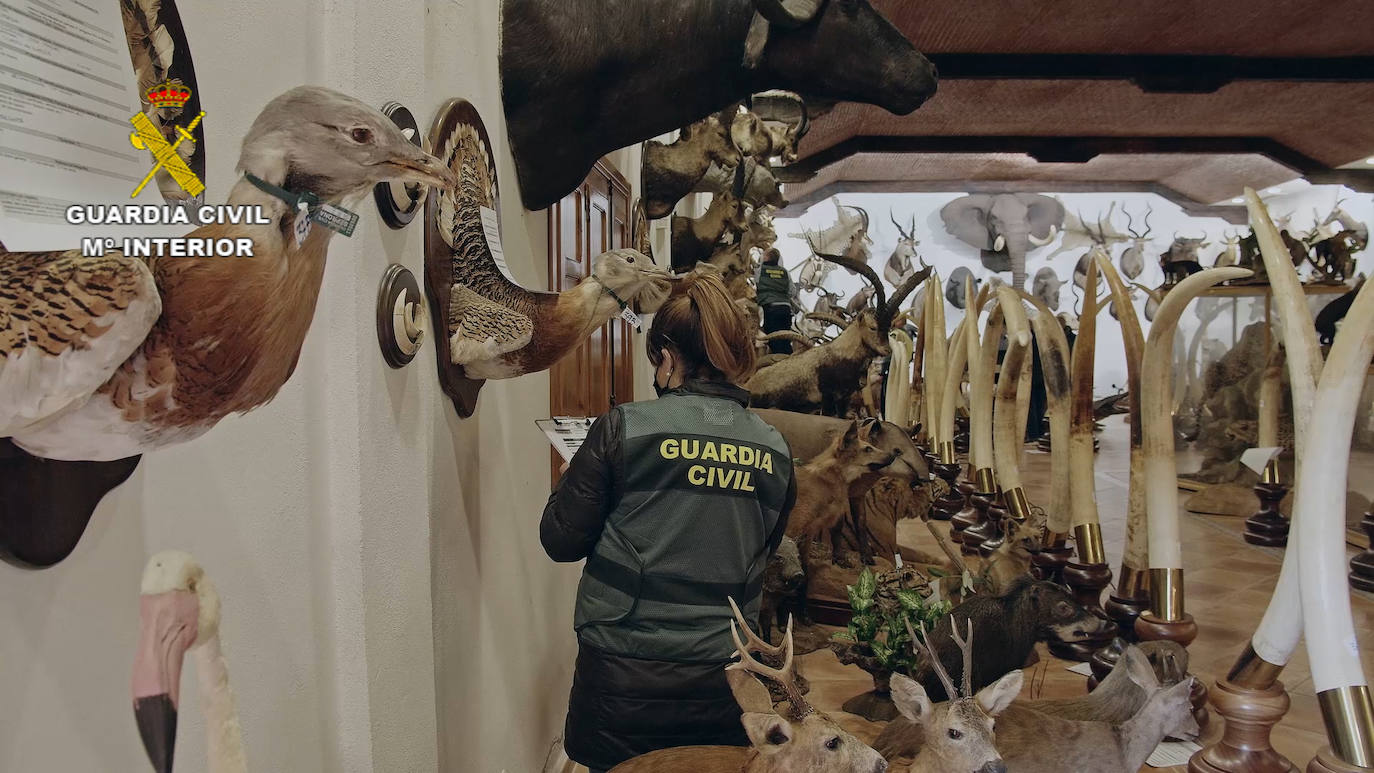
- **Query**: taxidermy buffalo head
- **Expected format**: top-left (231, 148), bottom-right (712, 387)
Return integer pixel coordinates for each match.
top-left (501, 0), bottom-right (937, 208)
top-left (941, 193), bottom-right (1065, 292)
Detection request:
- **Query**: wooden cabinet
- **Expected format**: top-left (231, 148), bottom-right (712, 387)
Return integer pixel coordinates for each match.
top-left (547, 160), bottom-right (635, 482)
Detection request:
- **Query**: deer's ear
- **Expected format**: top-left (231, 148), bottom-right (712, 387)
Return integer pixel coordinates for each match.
top-left (741, 713), bottom-right (793, 750)
top-left (890, 673), bottom-right (934, 725)
top-left (841, 420), bottom-right (861, 446)
top-left (1121, 645), bottom-right (1160, 690)
top-left (727, 668), bottom-right (776, 713)
top-left (974, 669), bottom-right (1023, 717)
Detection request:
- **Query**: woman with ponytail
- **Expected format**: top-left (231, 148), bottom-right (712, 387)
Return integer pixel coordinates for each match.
top-left (542, 272), bottom-right (797, 772)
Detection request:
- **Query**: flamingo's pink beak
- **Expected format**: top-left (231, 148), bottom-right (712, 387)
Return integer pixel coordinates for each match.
top-left (132, 590), bottom-right (199, 773)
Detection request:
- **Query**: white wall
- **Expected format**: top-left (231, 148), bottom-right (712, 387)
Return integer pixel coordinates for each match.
top-left (0, 2), bottom-right (635, 772)
top-left (774, 188), bottom-right (1374, 396)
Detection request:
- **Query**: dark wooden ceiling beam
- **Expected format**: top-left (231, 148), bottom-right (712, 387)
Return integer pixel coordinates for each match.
top-left (928, 54), bottom-right (1374, 93)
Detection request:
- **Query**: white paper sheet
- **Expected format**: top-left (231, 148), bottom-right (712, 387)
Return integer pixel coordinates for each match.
top-left (1065, 661), bottom-right (1094, 676)
top-left (1241, 446), bottom-right (1283, 476)
top-left (1146, 739), bottom-right (1202, 767)
top-left (0, 0), bottom-right (168, 250)
top-left (480, 205), bottom-right (516, 283)
top-left (536, 417), bottom-right (594, 463)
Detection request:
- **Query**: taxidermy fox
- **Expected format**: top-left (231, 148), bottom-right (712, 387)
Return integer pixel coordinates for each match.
top-left (785, 420), bottom-right (899, 566)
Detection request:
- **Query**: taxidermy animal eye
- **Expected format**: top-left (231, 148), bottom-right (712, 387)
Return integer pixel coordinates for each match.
top-left (825, 737), bottom-right (841, 750)
top-left (350, 126), bottom-right (374, 144)
top-left (948, 728), bottom-right (963, 740)
top-left (1056, 601), bottom-right (1072, 616)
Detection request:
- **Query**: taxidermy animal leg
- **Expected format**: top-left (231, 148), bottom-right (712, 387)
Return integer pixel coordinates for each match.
top-left (848, 494), bottom-right (876, 565)
top-left (829, 501), bottom-right (854, 567)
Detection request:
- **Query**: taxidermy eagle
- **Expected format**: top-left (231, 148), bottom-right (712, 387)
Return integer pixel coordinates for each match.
top-left (0, 87), bottom-right (454, 462)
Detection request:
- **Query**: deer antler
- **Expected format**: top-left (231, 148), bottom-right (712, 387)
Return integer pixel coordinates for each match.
top-left (952, 617), bottom-right (975, 697)
top-left (727, 597), bottom-right (810, 719)
top-left (909, 619), bottom-right (960, 699)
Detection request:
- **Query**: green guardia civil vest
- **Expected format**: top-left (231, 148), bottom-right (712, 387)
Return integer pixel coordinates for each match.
top-left (755, 264), bottom-right (792, 308)
top-left (574, 389), bottom-right (793, 663)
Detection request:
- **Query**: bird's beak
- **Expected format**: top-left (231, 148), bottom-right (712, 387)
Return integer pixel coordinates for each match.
top-left (381, 147), bottom-right (457, 192)
top-left (132, 590), bottom-right (200, 773)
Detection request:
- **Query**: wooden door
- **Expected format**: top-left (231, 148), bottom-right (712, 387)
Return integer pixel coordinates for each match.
top-left (548, 160), bottom-right (634, 481)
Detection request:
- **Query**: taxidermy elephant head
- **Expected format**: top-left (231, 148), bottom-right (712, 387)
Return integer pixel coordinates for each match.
top-left (501, 0), bottom-right (938, 209)
top-left (1032, 266), bottom-right (1067, 311)
top-left (945, 266), bottom-right (977, 309)
top-left (940, 193), bottom-right (1066, 291)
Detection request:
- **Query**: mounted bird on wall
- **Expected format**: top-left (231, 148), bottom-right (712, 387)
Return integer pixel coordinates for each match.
top-left (940, 193), bottom-right (1065, 291)
top-left (0, 86), bottom-right (455, 568)
top-left (422, 99), bottom-right (670, 418)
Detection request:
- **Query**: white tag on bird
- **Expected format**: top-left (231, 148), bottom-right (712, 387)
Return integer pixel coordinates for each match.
top-left (620, 306), bottom-right (642, 329)
top-left (293, 202), bottom-right (312, 247)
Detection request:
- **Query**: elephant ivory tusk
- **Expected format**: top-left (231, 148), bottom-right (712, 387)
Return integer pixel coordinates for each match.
top-left (885, 329), bottom-right (915, 427)
top-left (993, 235), bottom-right (1006, 253)
top-left (1018, 290), bottom-right (1072, 538)
top-left (993, 287), bottom-right (1031, 514)
top-left (966, 278), bottom-right (998, 478)
top-left (1068, 258), bottom-right (1100, 541)
top-left (924, 273), bottom-right (947, 444)
top-left (939, 321), bottom-right (970, 455)
top-left (1142, 266), bottom-right (1250, 619)
top-left (1028, 225), bottom-right (1058, 247)
top-left (1095, 254), bottom-right (1149, 574)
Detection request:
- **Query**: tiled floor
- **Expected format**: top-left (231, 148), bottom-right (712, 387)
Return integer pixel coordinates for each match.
top-left (799, 416), bottom-right (1374, 772)
top-left (570, 417), bottom-right (1372, 772)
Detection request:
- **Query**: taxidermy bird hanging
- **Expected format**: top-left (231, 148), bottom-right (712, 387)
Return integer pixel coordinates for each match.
top-left (425, 99), bottom-right (670, 394)
top-left (1, 87), bottom-right (454, 462)
top-left (133, 551), bottom-right (246, 773)
top-left (0, 87), bottom-right (454, 567)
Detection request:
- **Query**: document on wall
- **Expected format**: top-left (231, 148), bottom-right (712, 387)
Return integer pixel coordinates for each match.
top-left (0, 0), bottom-right (155, 250)
top-left (536, 417), bottom-right (595, 463)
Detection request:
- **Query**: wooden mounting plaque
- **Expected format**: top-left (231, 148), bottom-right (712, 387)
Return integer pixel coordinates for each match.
top-left (423, 98), bottom-right (497, 418)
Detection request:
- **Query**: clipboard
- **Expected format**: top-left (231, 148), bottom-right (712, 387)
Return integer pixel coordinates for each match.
top-left (535, 417), bottom-right (594, 463)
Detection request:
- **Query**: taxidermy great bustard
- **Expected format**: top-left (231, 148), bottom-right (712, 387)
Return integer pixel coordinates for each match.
top-left (0, 86), bottom-right (455, 462)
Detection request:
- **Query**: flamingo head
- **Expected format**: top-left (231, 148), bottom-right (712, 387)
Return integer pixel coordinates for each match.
top-left (132, 551), bottom-right (220, 773)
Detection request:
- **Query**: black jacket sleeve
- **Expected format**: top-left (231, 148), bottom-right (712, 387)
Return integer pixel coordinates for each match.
top-left (540, 409), bottom-right (623, 562)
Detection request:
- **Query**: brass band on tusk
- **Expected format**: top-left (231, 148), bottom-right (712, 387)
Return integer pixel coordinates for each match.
top-left (938, 440), bottom-right (955, 465)
top-left (1318, 685), bottom-right (1374, 767)
top-left (1149, 567), bottom-right (1186, 621)
top-left (1004, 486), bottom-right (1031, 522)
top-left (1262, 457), bottom-right (1281, 485)
top-left (1117, 564), bottom-right (1150, 598)
top-left (1228, 642), bottom-right (1286, 689)
top-left (1073, 522), bottom-right (1106, 565)
top-left (974, 466), bottom-right (996, 493)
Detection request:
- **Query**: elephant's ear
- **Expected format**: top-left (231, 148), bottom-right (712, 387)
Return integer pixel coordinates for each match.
top-left (941, 194), bottom-right (997, 251)
top-left (1017, 193), bottom-right (1067, 240)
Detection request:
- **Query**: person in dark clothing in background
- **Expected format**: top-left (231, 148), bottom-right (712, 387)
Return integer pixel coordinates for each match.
top-left (540, 272), bottom-right (797, 773)
top-left (755, 248), bottom-right (794, 355)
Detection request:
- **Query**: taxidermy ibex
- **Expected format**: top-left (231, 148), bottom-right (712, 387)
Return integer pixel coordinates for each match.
top-left (747, 253), bottom-right (928, 415)
top-left (643, 115), bottom-right (743, 219)
top-left (501, 0), bottom-right (937, 209)
top-left (671, 191), bottom-right (751, 271)
top-left (608, 601), bottom-right (887, 773)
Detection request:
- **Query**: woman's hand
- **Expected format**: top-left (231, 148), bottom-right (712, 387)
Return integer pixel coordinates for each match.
top-left (560, 460), bottom-right (571, 475)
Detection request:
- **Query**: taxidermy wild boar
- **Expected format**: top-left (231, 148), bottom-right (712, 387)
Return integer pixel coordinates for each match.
top-left (912, 577), bottom-right (1111, 702)
top-left (761, 535), bottom-right (806, 641)
top-left (501, 0), bottom-right (938, 208)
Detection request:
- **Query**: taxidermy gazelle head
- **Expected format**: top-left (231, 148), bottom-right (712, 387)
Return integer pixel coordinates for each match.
top-left (237, 86), bottom-right (456, 200)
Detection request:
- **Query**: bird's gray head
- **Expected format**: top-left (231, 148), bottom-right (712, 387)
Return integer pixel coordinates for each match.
top-left (237, 86), bottom-right (456, 201)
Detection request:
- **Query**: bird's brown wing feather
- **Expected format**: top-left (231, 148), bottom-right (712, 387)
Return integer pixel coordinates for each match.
top-left (447, 284), bottom-right (533, 364)
top-left (0, 251), bottom-right (160, 434)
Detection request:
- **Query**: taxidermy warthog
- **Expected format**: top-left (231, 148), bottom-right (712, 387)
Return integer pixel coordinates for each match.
top-left (643, 115), bottom-right (743, 219)
top-left (501, 0), bottom-right (938, 209)
top-left (912, 577), bottom-right (1112, 702)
